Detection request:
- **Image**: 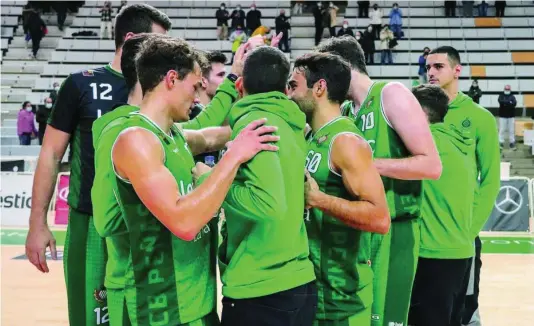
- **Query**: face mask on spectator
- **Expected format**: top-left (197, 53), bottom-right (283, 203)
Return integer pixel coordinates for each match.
top-left (367, 27), bottom-right (372, 32)
top-left (221, 6), bottom-right (225, 10)
top-left (356, 35), bottom-right (361, 40)
top-left (473, 82), bottom-right (478, 87)
top-left (251, 6), bottom-right (256, 10)
top-left (504, 90), bottom-right (511, 95)
top-left (54, 85), bottom-right (60, 91)
top-left (237, 6), bottom-right (241, 10)
top-left (343, 24), bottom-right (348, 29)
top-left (26, 106), bottom-right (33, 112)
top-left (45, 103), bottom-right (53, 109)
top-left (318, 3), bottom-right (322, 7)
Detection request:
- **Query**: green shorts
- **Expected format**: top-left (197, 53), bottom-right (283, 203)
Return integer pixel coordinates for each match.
top-left (370, 219), bottom-right (420, 326)
top-left (314, 306), bottom-right (371, 326)
top-left (107, 288), bottom-right (220, 326)
top-left (64, 209), bottom-right (108, 326)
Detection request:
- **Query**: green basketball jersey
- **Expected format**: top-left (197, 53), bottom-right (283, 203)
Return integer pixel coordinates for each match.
top-left (105, 113), bottom-right (217, 325)
top-left (342, 81), bottom-right (422, 221)
top-left (305, 116), bottom-right (373, 321)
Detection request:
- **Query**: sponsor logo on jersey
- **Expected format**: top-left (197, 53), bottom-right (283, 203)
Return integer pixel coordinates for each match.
top-left (317, 134), bottom-right (328, 145)
top-left (367, 97), bottom-right (374, 108)
top-left (82, 69), bottom-right (94, 77)
top-left (388, 322), bottom-right (404, 326)
top-left (94, 286), bottom-right (107, 304)
top-left (371, 314), bottom-right (380, 320)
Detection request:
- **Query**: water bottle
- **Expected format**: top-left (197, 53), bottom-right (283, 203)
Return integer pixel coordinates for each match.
top-left (204, 155), bottom-right (215, 168)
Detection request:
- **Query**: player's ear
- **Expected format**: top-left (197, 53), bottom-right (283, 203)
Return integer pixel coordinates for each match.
top-left (235, 77), bottom-right (244, 98)
top-left (201, 77), bottom-right (208, 89)
top-left (123, 32), bottom-right (135, 42)
top-left (166, 70), bottom-right (177, 89)
top-left (314, 79), bottom-right (327, 98)
top-left (454, 64), bottom-right (462, 80)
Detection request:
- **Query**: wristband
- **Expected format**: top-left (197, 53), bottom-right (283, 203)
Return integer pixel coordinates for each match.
top-left (226, 73), bottom-right (238, 83)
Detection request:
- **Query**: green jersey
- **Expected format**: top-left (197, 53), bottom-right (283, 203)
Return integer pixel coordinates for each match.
top-left (99, 113), bottom-right (217, 325)
top-left (342, 81), bottom-right (422, 221)
top-left (305, 116), bottom-right (373, 321)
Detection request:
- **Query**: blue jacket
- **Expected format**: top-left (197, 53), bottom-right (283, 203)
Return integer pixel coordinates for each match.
top-left (389, 8), bottom-right (402, 25)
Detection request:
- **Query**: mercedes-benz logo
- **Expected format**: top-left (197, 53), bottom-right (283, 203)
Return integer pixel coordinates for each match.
top-left (494, 185), bottom-right (523, 215)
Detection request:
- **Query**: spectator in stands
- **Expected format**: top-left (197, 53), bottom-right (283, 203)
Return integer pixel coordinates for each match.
top-left (445, 1), bottom-right (457, 17)
top-left (52, 2), bottom-right (68, 31)
top-left (216, 3), bottom-right (230, 40)
top-left (477, 1), bottom-right (489, 16)
top-left (36, 98), bottom-right (52, 145)
top-left (118, 0), bottom-right (127, 14)
top-left (495, 1), bottom-right (506, 17)
top-left (230, 4), bottom-right (246, 35)
top-left (337, 20), bottom-right (354, 37)
top-left (361, 25), bottom-right (375, 64)
top-left (229, 25), bottom-right (248, 64)
top-left (49, 82), bottom-right (60, 104)
top-left (369, 3), bottom-right (383, 39)
top-left (313, 2), bottom-right (326, 45)
top-left (498, 84), bottom-right (517, 149)
top-left (17, 101), bottom-right (38, 146)
top-left (326, 2), bottom-right (339, 37)
top-left (246, 4), bottom-right (262, 36)
top-left (380, 24), bottom-right (394, 64)
top-left (468, 79), bottom-right (483, 104)
top-left (99, 1), bottom-right (113, 39)
top-left (462, 1), bottom-right (475, 17)
top-left (24, 8), bottom-right (46, 59)
top-left (275, 9), bottom-right (291, 53)
top-left (389, 3), bottom-right (403, 39)
top-left (419, 47), bottom-right (431, 84)
top-left (358, 1), bottom-right (370, 18)
top-left (292, 1), bottom-right (303, 16)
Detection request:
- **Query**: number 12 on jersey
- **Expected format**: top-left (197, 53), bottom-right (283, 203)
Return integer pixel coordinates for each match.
top-left (90, 83), bottom-right (113, 101)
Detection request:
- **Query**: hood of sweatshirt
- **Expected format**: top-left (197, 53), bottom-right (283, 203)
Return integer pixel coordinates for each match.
top-left (229, 91), bottom-right (306, 132)
top-left (448, 91), bottom-right (472, 111)
top-left (431, 122), bottom-right (474, 155)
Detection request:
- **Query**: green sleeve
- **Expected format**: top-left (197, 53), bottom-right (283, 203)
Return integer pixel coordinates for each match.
top-left (471, 110), bottom-right (501, 238)
top-left (180, 78), bottom-right (238, 130)
top-left (223, 116), bottom-right (288, 221)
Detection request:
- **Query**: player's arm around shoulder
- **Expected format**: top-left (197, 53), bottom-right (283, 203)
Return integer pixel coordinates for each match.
top-left (307, 133), bottom-right (390, 234)
top-left (380, 82), bottom-right (442, 180)
top-left (183, 126), bottom-right (232, 156)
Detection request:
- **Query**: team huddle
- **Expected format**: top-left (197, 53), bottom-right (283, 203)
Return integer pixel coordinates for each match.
top-left (24, 4), bottom-right (501, 326)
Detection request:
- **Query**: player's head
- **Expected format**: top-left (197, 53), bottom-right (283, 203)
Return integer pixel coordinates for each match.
top-left (315, 36), bottom-right (368, 76)
top-left (201, 50), bottom-right (227, 98)
top-left (289, 52), bottom-right (351, 121)
top-left (238, 46), bottom-right (290, 96)
top-left (136, 36), bottom-right (205, 122)
top-left (121, 33), bottom-right (159, 94)
top-left (114, 4), bottom-right (172, 50)
top-left (426, 46), bottom-right (462, 90)
top-left (412, 84), bottom-right (449, 124)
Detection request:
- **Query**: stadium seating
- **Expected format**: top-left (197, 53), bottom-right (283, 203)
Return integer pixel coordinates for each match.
top-left (1, 0), bottom-right (533, 166)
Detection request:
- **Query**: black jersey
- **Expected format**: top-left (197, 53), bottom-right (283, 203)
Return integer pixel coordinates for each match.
top-left (48, 65), bottom-right (128, 214)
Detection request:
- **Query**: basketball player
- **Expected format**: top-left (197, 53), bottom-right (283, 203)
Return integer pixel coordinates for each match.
top-left (217, 46), bottom-right (317, 325)
top-left (426, 46), bottom-right (500, 326)
top-left (408, 84), bottom-right (477, 326)
top-left (316, 35), bottom-right (442, 326)
top-left (288, 51), bottom-right (390, 325)
top-left (99, 36), bottom-right (279, 325)
top-left (25, 5), bottom-right (171, 326)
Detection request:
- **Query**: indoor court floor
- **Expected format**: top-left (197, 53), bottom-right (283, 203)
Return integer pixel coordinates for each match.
top-left (1, 228), bottom-right (533, 326)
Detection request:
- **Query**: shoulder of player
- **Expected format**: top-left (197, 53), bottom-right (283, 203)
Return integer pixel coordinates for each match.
top-left (381, 82), bottom-right (413, 108)
top-left (114, 126), bottom-right (162, 157)
top-left (331, 132), bottom-right (372, 163)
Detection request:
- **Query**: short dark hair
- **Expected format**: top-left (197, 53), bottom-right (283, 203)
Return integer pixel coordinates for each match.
top-left (243, 46), bottom-right (290, 95)
top-left (315, 35), bottom-right (368, 75)
top-left (135, 37), bottom-right (202, 95)
top-left (428, 46), bottom-right (461, 66)
top-left (114, 4), bottom-right (172, 49)
top-left (201, 50), bottom-right (227, 77)
top-left (294, 52), bottom-right (351, 104)
top-left (121, 33), bottom-right (154, 92)
top-left (412, 84), bottom-right (449, 124)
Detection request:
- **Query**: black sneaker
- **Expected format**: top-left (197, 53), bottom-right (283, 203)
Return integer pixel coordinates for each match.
top-left (510, 143), bottom-right (517, 151)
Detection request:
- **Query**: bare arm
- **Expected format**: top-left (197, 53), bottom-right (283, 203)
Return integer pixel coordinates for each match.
top-left (306, 134), bottom-right (390, 234)
top-left (374, 82), bottom-right (442, 180)
top-left (114, 120), bottom-right (278, 241)
top-left (184, 126), bottom-right (232, 156)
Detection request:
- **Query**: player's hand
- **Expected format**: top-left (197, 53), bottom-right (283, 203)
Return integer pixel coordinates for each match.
top-left (225, 118), bottom-right (279, 164)
top-left (305, 170), bottom-right (322, 209)
top-left (192, 162), bottom-right (212, 184)
top-left (230, 42), bottom-right (250, 77)
top-left (25, 223), bottom-right (57, 273)
top-left (270, 32), bottom-right (283, 48)
top-left (247, 34), bottom-right (265, 50)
